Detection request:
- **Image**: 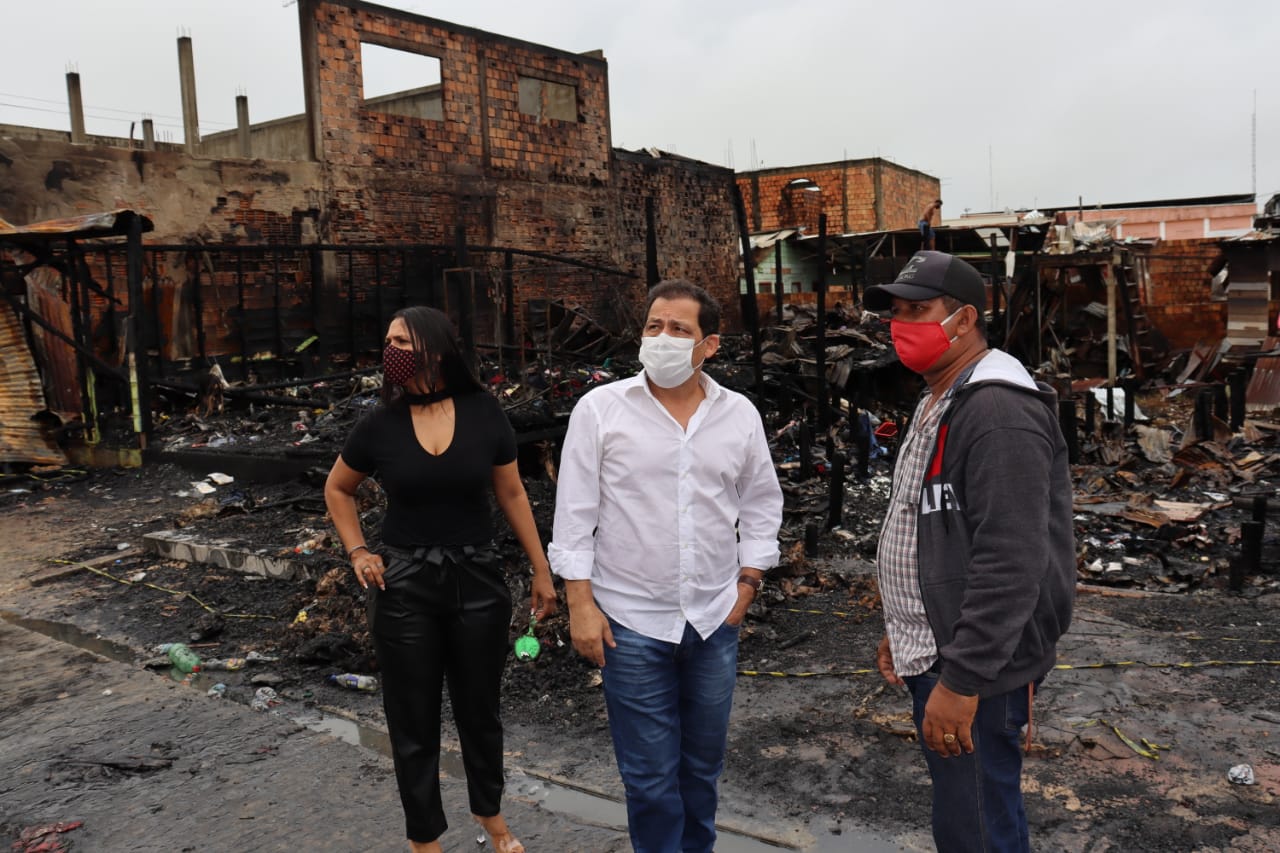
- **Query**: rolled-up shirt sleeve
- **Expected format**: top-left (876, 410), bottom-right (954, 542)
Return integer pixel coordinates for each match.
top-left (548, 396), bottom-right (601, 581)
top-left (736, 408), bottom-right (783, 571)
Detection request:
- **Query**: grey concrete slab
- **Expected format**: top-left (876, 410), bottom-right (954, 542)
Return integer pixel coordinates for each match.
top-left (143, 531), bottom-right (310, 581)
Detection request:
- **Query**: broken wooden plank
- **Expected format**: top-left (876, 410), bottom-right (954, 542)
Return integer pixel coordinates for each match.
top-left (28, 548), bottom-right (143, 587)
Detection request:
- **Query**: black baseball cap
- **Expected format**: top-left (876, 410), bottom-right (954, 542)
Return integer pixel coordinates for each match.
top-left (863, 251), bottom-right (986, 312)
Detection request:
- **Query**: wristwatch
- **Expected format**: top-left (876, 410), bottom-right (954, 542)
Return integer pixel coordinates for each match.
top-left (737, 574), bottom-right (763, 593)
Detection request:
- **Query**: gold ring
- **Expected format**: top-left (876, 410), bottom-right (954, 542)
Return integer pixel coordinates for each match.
top-left (943, 733), bottom-right (957, 744)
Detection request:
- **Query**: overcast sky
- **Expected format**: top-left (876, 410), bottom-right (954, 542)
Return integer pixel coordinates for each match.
top-left (3, 0), bottom-right (1276, 218)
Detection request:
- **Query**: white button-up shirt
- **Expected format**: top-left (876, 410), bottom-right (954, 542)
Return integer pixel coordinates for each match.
top-left (549, 372), bottom-right (783, 643)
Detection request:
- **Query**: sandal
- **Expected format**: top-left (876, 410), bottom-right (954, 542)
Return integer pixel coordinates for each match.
top-left (475, 816), bottom-right (525, 853)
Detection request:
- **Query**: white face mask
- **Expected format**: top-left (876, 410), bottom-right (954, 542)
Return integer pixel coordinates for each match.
top-left (639, 333), bottom-right (705, 388)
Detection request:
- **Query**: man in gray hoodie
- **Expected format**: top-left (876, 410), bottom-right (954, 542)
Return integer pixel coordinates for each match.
top-left (865, 251), bottom-right (1075, 853)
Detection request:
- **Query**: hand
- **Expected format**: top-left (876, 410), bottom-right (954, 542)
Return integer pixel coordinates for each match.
top-left (529, 569), bottom-right (558, 620)
top-left (567, 600), bottom-right (615, 668)
top-left (725, 583), bottom-right (754, 627)
top-left (877, 634), bottom-right (904, 687)
top-left (922, 681), bottom-right (979, 757)
top-left (351, 551), bottom-right (386, 591)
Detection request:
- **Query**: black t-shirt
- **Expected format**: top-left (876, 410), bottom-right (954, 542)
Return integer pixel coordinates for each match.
top-left (340, 391), bottom-right (517, 547)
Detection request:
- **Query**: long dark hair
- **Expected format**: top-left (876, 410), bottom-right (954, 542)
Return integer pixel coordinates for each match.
top-left (382, 306), bottom-right (484, 405)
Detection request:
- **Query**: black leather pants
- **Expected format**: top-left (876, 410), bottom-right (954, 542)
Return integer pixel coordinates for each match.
top-left (369, 544), bottom-right (513, 843)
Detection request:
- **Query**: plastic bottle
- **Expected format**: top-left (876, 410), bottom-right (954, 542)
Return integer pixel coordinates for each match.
top-left (327, 673), bottom-right (378, 692)
top-left (514, 615), bottom-right (541, 662)
top-left (166, 642), bottom-right (202, 673)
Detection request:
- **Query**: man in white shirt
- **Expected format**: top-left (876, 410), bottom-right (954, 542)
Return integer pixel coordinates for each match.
top-left (549, 279), bottom-right (783, 853)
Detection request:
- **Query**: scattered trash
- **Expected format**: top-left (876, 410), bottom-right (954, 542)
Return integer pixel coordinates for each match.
top-left (201, 657), bottom-right (247, 671)
top-left (165, 642), bottom-right (202, 674)
top-left (101, 688), bottom-right (113, 696)
top-left (128, 571), bottom-right (147, 583)
top-left (11, 820), bottom-right (83, 853)
top-left (514, 615), bottom-right (541, 662)
top-left (1227, 763), bottom-right (1256, 785)
top-left (207, 683), bottom-right (227, 699)
top-left (326, 673), bottom-right (378, 692)
top-left (251, 686), bottom-right (281, 711)
top-left (250, 672), bottom-right (285, 686)
top-left (116, 542), bottom-right (131, 551)
top-left (207, 472), bottom-right (235, 485)
top-left (190, 481), bottom-right (217, 495)
top-left (246, 650), bottom-right (280, 663)
top-left (293, 537), bottom-right (322, 556)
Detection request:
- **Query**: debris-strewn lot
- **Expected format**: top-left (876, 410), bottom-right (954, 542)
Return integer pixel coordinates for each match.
top-left (2, 330), bottom-right (1279, 851)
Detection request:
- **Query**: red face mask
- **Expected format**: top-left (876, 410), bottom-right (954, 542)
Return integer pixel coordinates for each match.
top-left (890, 307), bottom-right (963, 374)
top-left (383, 343), bottom-right (424, 387)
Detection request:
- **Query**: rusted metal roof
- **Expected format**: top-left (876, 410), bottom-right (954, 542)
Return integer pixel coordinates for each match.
top-left (1245, 344), bottom-right (1280, 412)
top-left (0, 209), bottom-right (153, 239)
top-left (0, 302), bottom-right (67, 466)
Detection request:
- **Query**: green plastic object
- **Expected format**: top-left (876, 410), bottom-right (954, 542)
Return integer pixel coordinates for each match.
top-left (514, 615), bottom-right (540, 662)
top-left (166, 642), bottom-right (202, 674)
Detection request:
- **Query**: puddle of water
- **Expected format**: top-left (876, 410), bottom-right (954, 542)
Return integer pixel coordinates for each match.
top-left (1, 611), bottom-right (138, 662)
top-left (301, 712), bottom-right (902, 852)
top-left (4, 610), bottom-right (906, 851)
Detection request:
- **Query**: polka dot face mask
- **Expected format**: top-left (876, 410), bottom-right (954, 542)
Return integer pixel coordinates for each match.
top-left (383, 343), bottom-right (425, 387)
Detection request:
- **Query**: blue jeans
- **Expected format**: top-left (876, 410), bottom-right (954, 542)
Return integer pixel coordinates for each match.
top-left (601, 618), bottom-right (740, 853)
top-left (904, 673), bottom-right (1033, 853)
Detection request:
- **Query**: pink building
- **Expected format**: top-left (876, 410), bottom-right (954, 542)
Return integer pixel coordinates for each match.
top-left (1072, 194), bottom-right (1256, 240)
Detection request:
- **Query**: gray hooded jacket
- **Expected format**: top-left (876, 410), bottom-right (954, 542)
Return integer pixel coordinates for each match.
top-left (915, 350), bottom-right (1076, 698)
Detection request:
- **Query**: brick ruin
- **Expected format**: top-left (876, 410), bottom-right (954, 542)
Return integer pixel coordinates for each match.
top-left (0, 0), bottom-right (743, 352)
top-left (737, 160), bottom-right (942, 237)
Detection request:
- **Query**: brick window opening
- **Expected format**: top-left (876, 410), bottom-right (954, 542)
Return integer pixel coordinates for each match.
top-left (781, 178), bottom-right (823, 231)
top-left (517, 76), bottom-right (578, 123)
top-left (359, 42), bottom-right (443, 121)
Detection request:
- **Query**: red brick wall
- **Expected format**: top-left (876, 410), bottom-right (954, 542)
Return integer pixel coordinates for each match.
top-left (614, 151), bottom-right (741, 329)
top-left (308, 2), bottom-right (610, 182)
top-left (737, 159), bottom-right (939, 235)
top-left (881, 168), bottom-right (940, 233)
top-left (307, 0), bottom-right (614, 251)
top-left (3, 1), bottom-right (746, 352)
top-left (1144, 238), bottom-right (1226, 348)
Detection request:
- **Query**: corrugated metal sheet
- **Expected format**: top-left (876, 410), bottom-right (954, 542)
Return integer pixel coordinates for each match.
top-left (0, 303), bottom-right (67, 466)
top-left (749, 229), bottom-right (797, 250)
top-left (1245, 348), bottom-right (1280, 412)
top-left (0, 209), bottom-right (153, 239)
top-left (23, 266), bottom-right (81, 420)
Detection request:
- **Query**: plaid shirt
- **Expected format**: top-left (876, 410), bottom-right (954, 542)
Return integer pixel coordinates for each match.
top-left (877, 389), bottom-right (953, 677)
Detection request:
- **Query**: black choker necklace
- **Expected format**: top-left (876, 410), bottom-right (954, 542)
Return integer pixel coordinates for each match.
top-left (402, 389), bottom-right (453, 406)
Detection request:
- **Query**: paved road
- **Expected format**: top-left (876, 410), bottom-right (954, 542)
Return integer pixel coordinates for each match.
top-left (0, 618), bottom-right (630, 852)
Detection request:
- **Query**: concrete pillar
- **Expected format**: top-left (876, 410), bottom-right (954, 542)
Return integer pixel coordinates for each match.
top-left (177, 36), bottom-right (200, 154)
top-left (236, 94), bottom-right (251, 158)
top-left (297, 0), bottom-right (323, 161)
top-left (142, 118), bottom-right (155, 150)
top-left (66, 72), bottom-right (87, 143)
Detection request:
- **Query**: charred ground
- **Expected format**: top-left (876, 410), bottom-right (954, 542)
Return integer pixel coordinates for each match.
top-left (2, 337), bottom-right (1279, 851)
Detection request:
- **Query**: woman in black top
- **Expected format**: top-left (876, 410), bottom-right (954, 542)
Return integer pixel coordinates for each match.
top-left (325, 306), bottom-right (555, 853)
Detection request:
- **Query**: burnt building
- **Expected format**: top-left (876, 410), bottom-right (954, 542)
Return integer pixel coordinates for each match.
top-left (0, 1), bottom-right (747, 461)
top-left (0, 1), bottom-right (742, 355)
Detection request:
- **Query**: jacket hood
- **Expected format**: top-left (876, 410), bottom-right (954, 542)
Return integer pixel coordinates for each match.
top-left (960, 349), bottom-right (1057, 406)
